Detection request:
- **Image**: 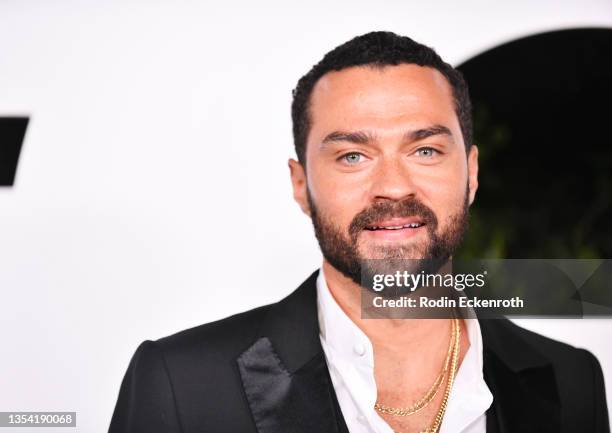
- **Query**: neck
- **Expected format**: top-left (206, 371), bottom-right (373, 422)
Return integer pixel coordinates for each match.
top-left (321, 260), bottom-right (453, 354)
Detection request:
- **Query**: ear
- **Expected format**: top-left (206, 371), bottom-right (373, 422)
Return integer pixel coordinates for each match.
top-left (467, 145), bottom-right (479, 205)
top-left (288, 158), bottom-right (311, 216)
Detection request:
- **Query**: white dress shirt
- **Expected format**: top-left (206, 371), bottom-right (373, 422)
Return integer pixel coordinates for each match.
top-left (316, 267), bottom-right (493, 433)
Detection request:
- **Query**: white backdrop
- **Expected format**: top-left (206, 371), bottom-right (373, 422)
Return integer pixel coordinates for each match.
top-left (1, 1), bottom-right (611, 431)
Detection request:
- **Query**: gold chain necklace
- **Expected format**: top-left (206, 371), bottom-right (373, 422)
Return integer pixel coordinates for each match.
top-left (420, 316), bottom-right (460, 433)
top-left (374, 317), bottom-right (456, 417)
top-left (375, 315), bottom-right (461, 433)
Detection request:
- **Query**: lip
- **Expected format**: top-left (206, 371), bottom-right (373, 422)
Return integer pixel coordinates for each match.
top-left (365, 217), bottom-right (424, 229)
top-left (362, 217), bottom-right (427, 241)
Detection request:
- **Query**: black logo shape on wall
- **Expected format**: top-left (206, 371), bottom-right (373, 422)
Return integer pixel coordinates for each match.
top-left (456, 27), bottom-right (612, 259)
top-left (0, 117), bottom-right (29, 186)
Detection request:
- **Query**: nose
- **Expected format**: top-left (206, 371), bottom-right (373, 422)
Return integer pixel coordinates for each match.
top-left (369, 155), bottom-right (417, 203)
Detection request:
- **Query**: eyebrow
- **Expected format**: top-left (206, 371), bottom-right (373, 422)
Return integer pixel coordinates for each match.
top-left (407, 125), bottom-right (453, 142)
top-left (321, 130), bottom-right (374, 146)
top-left (320, 124), bottom-right (454, 148)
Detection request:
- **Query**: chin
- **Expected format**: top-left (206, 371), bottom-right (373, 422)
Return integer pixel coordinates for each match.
top-left (358, 245), bottom-right (430, 261)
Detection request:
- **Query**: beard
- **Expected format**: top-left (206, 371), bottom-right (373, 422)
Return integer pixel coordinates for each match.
top-left (307, 187), bottom-right (470, 293)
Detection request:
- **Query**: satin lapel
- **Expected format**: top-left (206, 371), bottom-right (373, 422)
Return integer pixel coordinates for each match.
top-left (236, 270), bottom-right (346, 433)
top-left (481, 319), bottom-right (561, 433)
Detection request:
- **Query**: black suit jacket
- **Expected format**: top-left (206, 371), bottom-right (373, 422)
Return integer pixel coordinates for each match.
top-left (108, 270), bottom-right (609, 433)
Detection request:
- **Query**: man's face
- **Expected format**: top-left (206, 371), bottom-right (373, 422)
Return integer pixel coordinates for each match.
top-left (289, 64), bottom-right (479, 285)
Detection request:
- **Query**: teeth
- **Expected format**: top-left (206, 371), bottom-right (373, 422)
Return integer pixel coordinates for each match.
top-left (403, 223), bottom-right (422, 228)
top-left (368, 223), bottom-right (423, 230)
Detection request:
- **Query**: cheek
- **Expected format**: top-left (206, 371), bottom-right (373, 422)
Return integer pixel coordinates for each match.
top-left (413, 164), bottom-right (468, 218)
top-left (307, 164), bottom-right (367, 228)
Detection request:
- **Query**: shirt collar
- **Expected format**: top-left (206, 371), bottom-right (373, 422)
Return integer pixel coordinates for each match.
top-left (316, 266), bottom-right (493, 433)
top-left (317, 266), bottom-right (375, 368)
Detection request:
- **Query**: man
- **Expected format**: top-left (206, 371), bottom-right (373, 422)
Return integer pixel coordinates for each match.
top-left (108, 31), bottom-right (609, 433)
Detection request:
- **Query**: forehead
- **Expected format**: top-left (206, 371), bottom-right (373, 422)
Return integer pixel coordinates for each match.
top-left (308, 64), bottom-right (458, 137)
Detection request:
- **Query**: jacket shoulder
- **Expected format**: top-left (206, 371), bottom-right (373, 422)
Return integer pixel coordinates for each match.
top-left (496, 318), bottom-right (596, 363)
top-left (109, 303), bottom-right (277, 433)
top-left (154, 301), bottom-right (275, 360)
top-left (486, 318), bottom-right (609, 431)
top-left (153, 269), bottom-right (320, 362)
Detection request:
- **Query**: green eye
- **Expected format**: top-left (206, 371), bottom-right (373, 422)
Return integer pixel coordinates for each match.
top-left (416, 147), bottom-right (438, 157)
top-left (341, 152), bottom-right (363, 164)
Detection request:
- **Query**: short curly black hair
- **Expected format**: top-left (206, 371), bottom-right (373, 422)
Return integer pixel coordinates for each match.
top-left (291, 31), bottom-right (472, 164)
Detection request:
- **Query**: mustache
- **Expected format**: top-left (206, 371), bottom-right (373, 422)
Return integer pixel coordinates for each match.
top-left (348, 197), bottom-right (439, 240)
